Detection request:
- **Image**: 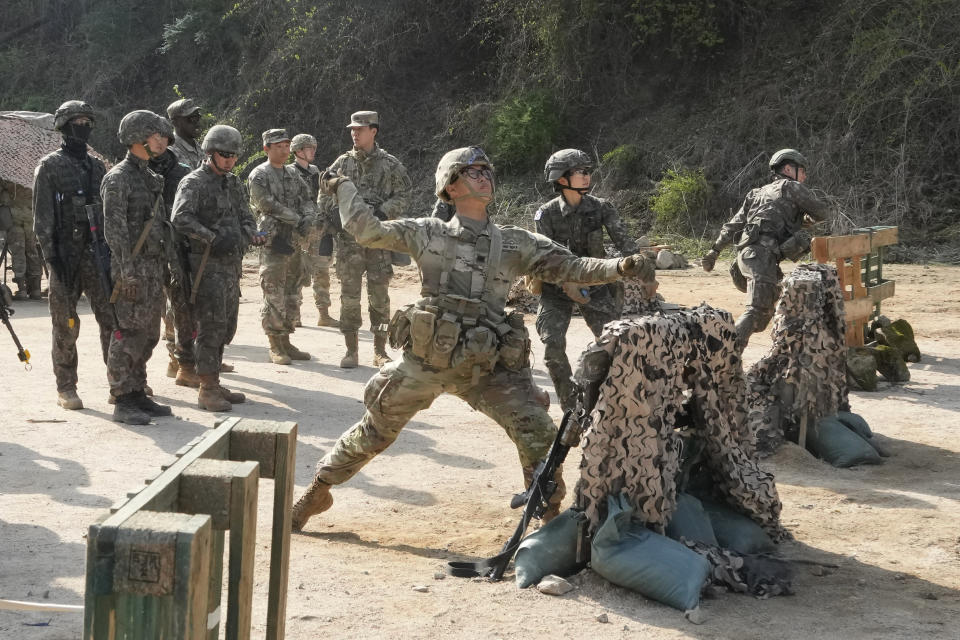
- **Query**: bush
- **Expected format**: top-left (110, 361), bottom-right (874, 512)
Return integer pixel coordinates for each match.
top-left (649, 167), bottom-right (712, 236)
top-left (601, 144), bottom-right (644, 189)
top-left (486, 90), bottom-right (562, 174)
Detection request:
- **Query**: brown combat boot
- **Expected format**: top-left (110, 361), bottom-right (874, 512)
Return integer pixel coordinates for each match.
top-left (198, 374), bottom-right (232, 412)
top-left (372, 334), bottom-right (392, 367)
top-left (166, 355), bottom-right (179, 378)
top-left (12, 278), bottom-right (28, 300)
top-left (57, 389), bottom-right (83, 410)
top-left (220, 362), bottom-right (235, 373)
top-left (317, 307), bottom-right (340, 328)
top-left (268, 335), bottom-right (292, 365)
top-left (339, 332), bottom-right (359, 368)
top-left (291, 480), bottom-right (334, 531)
top-left (281, 334), bottom-right (311, 360)
top-left (219, 384), bottom-right (246, 404)
top-left (175, 361), bottom-right (202, 388)
top-left (28, 276), bottom-right (43, 300)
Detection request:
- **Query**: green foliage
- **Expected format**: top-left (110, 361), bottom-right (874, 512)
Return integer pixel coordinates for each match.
top-left (601, 144), bottom-right (644, 189)
top-left (649, 168), bottom-right (712, 236)
top-left (486, 91), bottom-right (562, 174)
top-left (625, 0), bottom-right (726, 56)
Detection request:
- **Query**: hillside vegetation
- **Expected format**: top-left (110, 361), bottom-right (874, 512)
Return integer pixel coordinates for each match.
top-left (3, 0), bottom-right (959, 257)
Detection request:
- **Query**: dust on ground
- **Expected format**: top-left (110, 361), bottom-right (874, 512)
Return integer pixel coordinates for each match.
top-left (1, 261), bottom-right (958, 639)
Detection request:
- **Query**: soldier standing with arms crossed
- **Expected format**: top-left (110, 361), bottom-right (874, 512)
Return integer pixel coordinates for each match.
top-left (248, 129), bottom-right (317, 365)
top-left (171, 125), bottom-right (264, 410)
top-left (32, 100), bottom-right (113, 410)
top-left (290, 133), bottom-right (339, 328)
top-left (102, 110), bottom-right (172, 425)
top-left (318, 111), bottom-right (411, 368)
top-left (291, 146), bottom-right (655, 531)
top-left (534, 149), bottom-right (642, 413)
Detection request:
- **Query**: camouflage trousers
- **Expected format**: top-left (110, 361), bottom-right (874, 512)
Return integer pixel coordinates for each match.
top-left (190, 256), bottom-right (241, 376)
top-left (314, 351), bottom-right (565, 507)
top-left (5, 216), bottom-right (42, 280)
top-left (46, 249), bottom-right (115, 392)
top-left (536, 282), bottom-right (621, 412)
top-left (162, 264), bottom-right (195, 365)
top-left (735, 244), bottom-right (783, 346)
top-left (336, 240), bottom-right (391, 336)
top-left (303, 231), bottom-right (335, 310)
top-left (107, 256), bottom-right (165, 396)
top-left (259, 248), bottom-right (304, 336)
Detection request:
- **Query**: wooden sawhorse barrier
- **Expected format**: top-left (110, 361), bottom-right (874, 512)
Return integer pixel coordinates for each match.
top-left (83, 417), bottom-right (297, 640)
top-left (811, 225), bottom-right (898, 346)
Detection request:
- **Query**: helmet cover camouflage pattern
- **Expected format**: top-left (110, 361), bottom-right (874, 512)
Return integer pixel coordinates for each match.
top-left (769, 148), bottom-right (808, 171)
top-left (158, 117), bottom-right (175, 142)
top-left (435, 146), bottom-right (494, 203)
top-left (202, 125), bottom-right (243, 155)
top-left (290, 133), bottom-right (318, 152)
top-left (53, 100), bottom-right (95, 131)
top-left (117, 110), bottom-right (165, 147)
top-left (544, 148), bottom-right (594, 182)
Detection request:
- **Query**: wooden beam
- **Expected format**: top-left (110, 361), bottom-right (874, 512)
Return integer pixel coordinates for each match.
top-left (812, 233), bottom-right (872, 262)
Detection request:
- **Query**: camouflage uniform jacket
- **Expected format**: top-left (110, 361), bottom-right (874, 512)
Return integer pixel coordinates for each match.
top-left (171, 164), bottom-right (258, 251)
top-left (32, 148), bottom-right (107, 266)
top-left (319, 144), bottom-right (411, 246)
top-left (171, 136), bottom-right (203, 170)
top-left (333, 181), bottom-right (621, 321)
top-left (714, 177), bottom-right (830, 254)
top-left (100, 152), bottom-right (165, 278)
top-left (247, 162), bottom-right (317, 251)
top-left (535, 194), bottom-right (639, 258)
top-left (2, 181), bottom-right (33, 225)
top-left (293, 162), bottom-right (321, 201)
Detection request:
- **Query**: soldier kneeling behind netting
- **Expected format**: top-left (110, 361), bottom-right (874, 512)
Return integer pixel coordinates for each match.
top-left (701, 148), bottom-right (831, 350)
top-left (291, 146), bottom-right (655, 531)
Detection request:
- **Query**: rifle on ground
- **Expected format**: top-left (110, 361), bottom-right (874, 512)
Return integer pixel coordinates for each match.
top-left (83, 203), bottom-right (123, 339)
top-left (447, 410), bottom-right (582, 580)
top-left (0, 241), bottom-right (30, 367)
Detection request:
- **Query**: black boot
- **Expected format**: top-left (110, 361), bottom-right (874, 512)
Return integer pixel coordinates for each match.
top-left (135, 389), bottom-right (172, 416)
top-left (112, 393), bottom-right (152, 425)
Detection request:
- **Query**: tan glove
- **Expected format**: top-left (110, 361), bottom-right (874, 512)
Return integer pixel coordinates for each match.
top-left (702, 249), bottom-right (719, 273)
top-left (319, 170), bottom-right (351, 197)
top-left (561, 282), bottom-right (590, 304)
top-left (117, 273), bottom-right (138, 300)
top-left (618, 254), bottom-right (655, 282)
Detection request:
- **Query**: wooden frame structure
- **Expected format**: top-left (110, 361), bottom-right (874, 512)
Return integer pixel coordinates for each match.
top-left (83, 417), bottom-right (297, 640)
top-left (811, 226), bottom-right (898, 346)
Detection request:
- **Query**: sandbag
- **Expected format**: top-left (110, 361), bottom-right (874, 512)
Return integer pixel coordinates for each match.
top-left (665, 493), bottom-right (718, 547)
top-left (514, 509), bottom-right (586, 589)
top-left (836, 411), bottom-right (872, 440)
top-left (591, 494), bottom-right (709, 611)
top-left (701, 499), bottom-right (775, 555)
top-left (807, 416), bottom-right (882, 468)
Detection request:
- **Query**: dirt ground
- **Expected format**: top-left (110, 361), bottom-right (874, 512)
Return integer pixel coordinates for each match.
top-left (1, 259), bottom-right (958, 640)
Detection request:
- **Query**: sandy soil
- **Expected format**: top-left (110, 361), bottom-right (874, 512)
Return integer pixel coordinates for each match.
top-left (1, 260), bottom-right (958, 639)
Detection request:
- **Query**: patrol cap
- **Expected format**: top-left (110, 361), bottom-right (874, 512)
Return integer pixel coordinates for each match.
top-left (166, 98), bottom-right (201, 119)
top-left (346, 111), bottom-right (379, 128)
top-left (262, 128), bottom-right (291, 145)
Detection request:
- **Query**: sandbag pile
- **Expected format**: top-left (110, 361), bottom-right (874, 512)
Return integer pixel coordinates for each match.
top-left (747, 264), bottom-right (851, 455)
top-left (847, 316), bottom-right (922, 390)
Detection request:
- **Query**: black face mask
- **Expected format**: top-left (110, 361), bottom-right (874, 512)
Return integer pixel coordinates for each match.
top-left (61, 123), bottom-right (93, 157)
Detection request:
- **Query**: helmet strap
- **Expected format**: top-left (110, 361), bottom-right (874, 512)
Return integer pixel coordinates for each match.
top-left (209, 153), bottom-right (229, 175)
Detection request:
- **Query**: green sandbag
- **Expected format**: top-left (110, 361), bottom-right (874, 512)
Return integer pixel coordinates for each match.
top-left (665, 493), bottom-right (718, 546)
top-left (591, 494), bottom-right (709, 611)
top-left (846, 346), bottom-right (878, 391)
top-left (836, 411), bottom-right (872, 439)
top-left (808, 416), bottom-right (882, 468)
top-left (875, 345), bottom-right (910, 382)
top-left (701, 499), bottom-right (775, 554)
top-left (514, 509), bottom-right (586, 588)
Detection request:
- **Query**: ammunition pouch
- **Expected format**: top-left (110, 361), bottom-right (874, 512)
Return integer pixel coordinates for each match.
top-left (497, 311), bottom-right (531, 371)
top-left (269, 223), bottom-right (295, 256)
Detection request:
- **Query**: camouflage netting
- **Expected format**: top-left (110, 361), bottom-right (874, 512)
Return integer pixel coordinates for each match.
top-left (572, 306), bottom-right (785, 541)
top-left (747, 264), bottom-right (850, 455)
top-left (0, 112), bottom-right (110, 189)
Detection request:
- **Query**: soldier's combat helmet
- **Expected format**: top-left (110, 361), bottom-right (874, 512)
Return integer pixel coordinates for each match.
top-left (435, 146), bottom-right (494, 203)
top-left (544, 148), bottom-right (594, 183)
top-left (53, 100), bottom-right (95, 131)
top-left (291, 134), bottom-right (317, 152)
top-left (202, 125), bottom-right (243, 155)
top-left (769, 148), bottom-right (808, 172)
top-left (117, 110), bottom-right (165, 147)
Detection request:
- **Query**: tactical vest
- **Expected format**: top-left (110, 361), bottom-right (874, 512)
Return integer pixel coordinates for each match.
top-left (388, 219), bottom-right (530, 380)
